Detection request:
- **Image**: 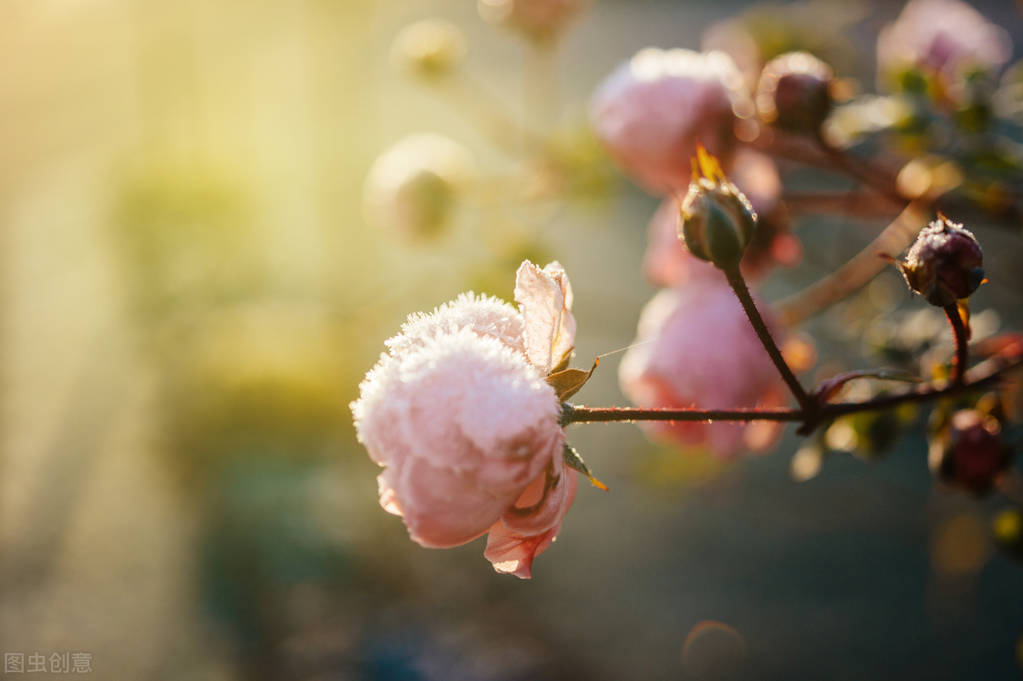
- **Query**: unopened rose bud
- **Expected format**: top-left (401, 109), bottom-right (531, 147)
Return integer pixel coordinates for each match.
top-left (679, 151), bottom-right (757, 270)
top-left (391, 19), bottom-right (467, 80)
top-left (929, 409), bottom-right (1011, 495)
top-left (363, 134), bottom-right (474, 241)
top-left (898, 215), bottom-right (984, 307)
top-left (756, 52), bottom-right (834, 133)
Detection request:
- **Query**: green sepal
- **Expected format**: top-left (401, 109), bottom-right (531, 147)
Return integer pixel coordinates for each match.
top-left (563, 442), bottom-right (608, 491)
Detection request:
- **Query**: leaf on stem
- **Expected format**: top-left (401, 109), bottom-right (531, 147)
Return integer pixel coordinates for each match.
top-left (546, 357), bottom-right (599, 401)
top-left (563, 443), bottom-right (608, 491)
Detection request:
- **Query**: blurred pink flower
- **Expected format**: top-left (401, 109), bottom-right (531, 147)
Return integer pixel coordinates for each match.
top-left (877, 0), bottom-right (1011, 83)
top-left (618, 278), bottom-right (787, 457)
top-left (590, 48), bottom-right (750, 194)
top-left (478, 0), bottom-right (587, 42)
top-left (643, 198), bottom-right (721, 288)
top-left (643, 149), bottom-right (799, 286)
top-left (351, 261), bottom-right (579, 577)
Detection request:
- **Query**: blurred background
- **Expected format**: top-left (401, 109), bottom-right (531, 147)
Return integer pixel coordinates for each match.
top-left (2, 0), bottom-right (1023, 679)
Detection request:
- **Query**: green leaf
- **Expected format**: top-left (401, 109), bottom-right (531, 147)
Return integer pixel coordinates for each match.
top-left (563, 443), bottom-right (608, 491)
top-left (546, 357), bottom-right (599, 401)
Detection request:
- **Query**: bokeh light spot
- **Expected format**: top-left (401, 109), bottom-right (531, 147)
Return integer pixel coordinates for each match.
top-left (682, 620), bottom-right (748, 681)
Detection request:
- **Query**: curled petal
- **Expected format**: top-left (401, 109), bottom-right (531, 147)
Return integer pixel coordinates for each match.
top-left (500, 455), bottom-right (577, 536)
top-left (514, 260), bottom-right (577, 374)
top-left (484, 469), bottom-right (578, 579)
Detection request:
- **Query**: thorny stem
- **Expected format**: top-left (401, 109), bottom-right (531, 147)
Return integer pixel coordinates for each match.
top-left (722, 265), bottom-right (813, 412)
top-left (562, 355), bottom-right (1023, 432)
top-left (945, 304), bottom-right (970, 385)
top-left (562, 406), bottom-right (803, 425)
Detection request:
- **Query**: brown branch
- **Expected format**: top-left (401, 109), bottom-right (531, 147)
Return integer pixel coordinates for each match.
top-left (944, 304), bottom-right (970, 385)
top-left (724, 265), bottom-right (812, 410)
top-left (562, 355), bottom-right (1022, 430)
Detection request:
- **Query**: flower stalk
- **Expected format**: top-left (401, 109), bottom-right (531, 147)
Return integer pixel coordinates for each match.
top-left (722, 265), bottom-right (813, 411)
top-left (944, 303), bottom-right (970, 384)
top-left (563, 354), bottom-right (1022, 430)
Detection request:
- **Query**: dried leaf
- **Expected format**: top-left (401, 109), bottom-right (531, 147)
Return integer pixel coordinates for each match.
top-left (546, 357), bottom-right (599, 401)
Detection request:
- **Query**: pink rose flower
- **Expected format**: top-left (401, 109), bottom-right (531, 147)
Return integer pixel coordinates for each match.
top-left (643, 149), bottom-right (800, 286)
top-left (351, 261), bottom-right (579, 577)
top-left (877, 0), bottom-right (1011, 83)
top-left (590, 48), bottom-right (750, 194)
top-left (618, 278), bottom-right (787, 457)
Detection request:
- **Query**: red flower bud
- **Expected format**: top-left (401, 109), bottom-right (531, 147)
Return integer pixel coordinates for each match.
top-left (755, 52), bottom-right (834, 133)
top-left (898, 215), bottom-right (984, 306)
top-left (928, 409), bottom-right (1011, 495)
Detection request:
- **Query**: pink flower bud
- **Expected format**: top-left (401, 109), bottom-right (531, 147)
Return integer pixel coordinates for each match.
top-left (755, 52), bottom-right (834, 133)
top-left (898, 215), bottom-right (984, 307)
top-left (590, 48), bottom-right (750, 194)
top-left (877, 0), bottom-right (1011, 85)
top-left (929, 409), bottom-right (1011, 495)
top-left (351, 261), bottom-right (580, 577)
top-left (618, 278), bottom-right (787, 457)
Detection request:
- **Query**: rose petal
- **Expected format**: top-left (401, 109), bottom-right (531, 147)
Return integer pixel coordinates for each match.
top-left (514, 260), bottom-right (577, 374)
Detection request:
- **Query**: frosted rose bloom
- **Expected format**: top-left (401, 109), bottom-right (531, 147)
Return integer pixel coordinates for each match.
top-left (591, 48), bottom-right (750, 194)
top-left (351, 261), bottom-right (578, 578)
top-left (643, 149), bottom-right (798, 286)
top-left (478, 0), bottom-right (587, 42)
top-left (619, 278), bottom-right (787, 457)
top-left (362, 133), bottom-right (474, 241)
top-left (877, 0), bottom-right (1011, 84)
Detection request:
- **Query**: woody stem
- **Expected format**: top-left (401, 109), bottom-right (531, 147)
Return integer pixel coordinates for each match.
top-left (944, 304), bottom-right (969, 385)
top-left (562, 354), bottom-right (1021, 427)
top-left (722, 265), bottom-right (813, 412)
